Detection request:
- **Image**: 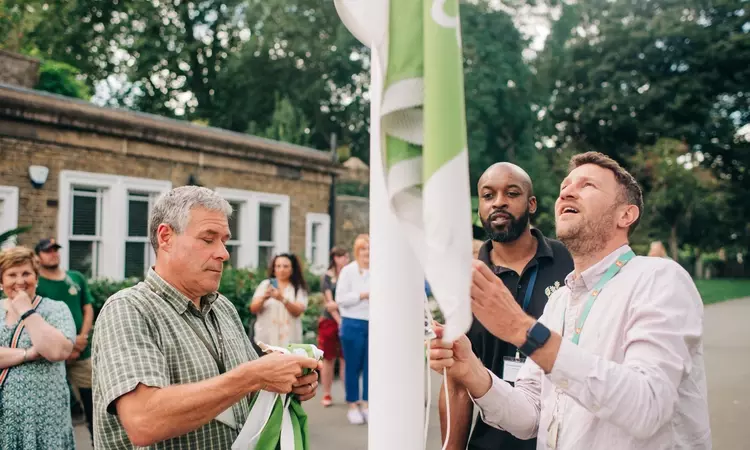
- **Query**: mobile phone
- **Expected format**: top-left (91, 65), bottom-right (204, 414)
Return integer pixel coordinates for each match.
top-left (270, 278), bottom-right (278, 289)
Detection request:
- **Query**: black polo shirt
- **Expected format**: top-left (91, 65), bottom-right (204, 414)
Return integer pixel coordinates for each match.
top-left (467, 228), bottom-right (573, 450)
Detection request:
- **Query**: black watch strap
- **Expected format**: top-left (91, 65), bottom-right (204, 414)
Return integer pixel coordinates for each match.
top-left (519, 321), bottom-right (551, 357)
top-left (20, 309), bottom-right (37, 321)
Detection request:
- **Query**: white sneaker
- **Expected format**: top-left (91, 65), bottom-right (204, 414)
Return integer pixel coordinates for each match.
top-left (360, 408), bottom-right (369, 423)
top-left (347, 408), bottom-right (365, 425)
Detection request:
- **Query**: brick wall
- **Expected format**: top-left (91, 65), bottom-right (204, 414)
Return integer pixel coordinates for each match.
top-left (335, 195), bottom-right (369, 252)
top-left (0, 85), bottom-right (338, 266)
top-left (0, 137), bottom-right (331, 256)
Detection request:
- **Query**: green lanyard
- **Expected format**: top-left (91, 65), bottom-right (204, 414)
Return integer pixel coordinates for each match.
top-left (565, 250), bottom-right (635, 345)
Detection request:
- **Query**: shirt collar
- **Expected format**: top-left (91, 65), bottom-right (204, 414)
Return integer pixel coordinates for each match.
top-left (564, 244), bottom-right (633, 292)
top-left (144, 268), bottom-right (219, 316)
top-left (478, 228), bottom-right (555, 275)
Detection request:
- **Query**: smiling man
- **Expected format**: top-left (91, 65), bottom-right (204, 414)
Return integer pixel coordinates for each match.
top-left (439, 163), bottom-right (573, 450)
top-left (430, 152), bottom-right (711, 450)
top-left (92, 186), bottom-right (321, 449)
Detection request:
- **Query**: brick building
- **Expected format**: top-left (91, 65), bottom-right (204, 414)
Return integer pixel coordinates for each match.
top-left (0, 83), bottom-right (339, 280)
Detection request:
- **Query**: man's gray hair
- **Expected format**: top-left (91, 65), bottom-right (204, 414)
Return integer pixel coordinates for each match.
top-left (149, 186), bottom-right (233, 252)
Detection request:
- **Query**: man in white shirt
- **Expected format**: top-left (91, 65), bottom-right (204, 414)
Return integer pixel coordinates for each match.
top-left (429, 152), bottom-right (711, 449)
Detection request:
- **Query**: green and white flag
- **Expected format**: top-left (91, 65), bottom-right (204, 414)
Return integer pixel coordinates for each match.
top-left (232, 344), bottom-right (324, 450)
top-left (337, 0), bottom-right (473, 342)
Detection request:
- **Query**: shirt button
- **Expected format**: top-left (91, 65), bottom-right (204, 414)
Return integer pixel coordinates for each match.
top-left (558, 379), bottom-right (569, 389)
top-left (592, 404), bottom-right (600, 412)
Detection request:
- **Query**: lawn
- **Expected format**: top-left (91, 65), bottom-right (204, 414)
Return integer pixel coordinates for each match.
top-left (694, 279), bottom-right (750, 305)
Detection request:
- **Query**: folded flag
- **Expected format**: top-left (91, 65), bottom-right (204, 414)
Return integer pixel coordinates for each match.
top-left (232, 343), bottom-right (324, 450)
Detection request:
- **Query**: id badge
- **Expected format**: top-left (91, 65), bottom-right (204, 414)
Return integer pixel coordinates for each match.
top-left (502, 356), bottom-right (525, 383)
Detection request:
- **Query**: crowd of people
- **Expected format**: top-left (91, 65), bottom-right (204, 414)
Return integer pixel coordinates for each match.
top-left (0, 150), bottom-right (711, 449)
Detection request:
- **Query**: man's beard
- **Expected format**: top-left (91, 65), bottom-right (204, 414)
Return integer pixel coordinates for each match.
top-left (41, 263), bottom-right (59, 270)
top-left (556, 205), bottom-right (616, 256)
top-left (481, 208), bottom-right (530, 243)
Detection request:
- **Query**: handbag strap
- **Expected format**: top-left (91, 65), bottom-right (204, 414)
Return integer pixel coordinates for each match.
top-left (0, 296), bottom-right (44, 390)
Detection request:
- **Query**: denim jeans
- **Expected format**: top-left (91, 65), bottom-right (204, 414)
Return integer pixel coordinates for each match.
top-left (339, 317), bottom-right (369, 403)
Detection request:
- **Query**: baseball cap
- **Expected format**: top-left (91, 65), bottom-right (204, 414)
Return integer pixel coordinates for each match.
top-left (35, 238), bottom-right (62, 254)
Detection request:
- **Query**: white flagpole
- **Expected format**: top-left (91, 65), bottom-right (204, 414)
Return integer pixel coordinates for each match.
top-left (368, 45), bottom-right (426, 450)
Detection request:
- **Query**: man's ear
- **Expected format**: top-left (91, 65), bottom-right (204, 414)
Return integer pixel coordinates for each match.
top-left (156, 223), bottom-right (174, 253)
top-left (619, 205), bottom-right (640, 230)
top-left (529, 196), bottom-right (538, 215)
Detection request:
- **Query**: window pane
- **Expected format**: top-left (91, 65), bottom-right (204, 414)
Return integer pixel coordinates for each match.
top-left (128, 198), bottom-right (149, 237)
top-left (72, 194), bottom-right (98, 236)
top-left (312, 222), bottom-right (320, 243)
top-left (227, 244), bottom-right (239, 268)
top-left (69, 241), bottom-right (95, 277)
top-left (259, 205), bottom-right (274, 242)
top-left (258, 245), bottom-right (274, 269)
top-left (228, 202), bottom-right (240, 239)
top-left (125, 242), bottom-right (146, 278)
top-left (311, 245), bottom-right (318, 266)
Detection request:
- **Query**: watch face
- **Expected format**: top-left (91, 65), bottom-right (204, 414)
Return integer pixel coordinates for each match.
top-left (529, 322), bottom-right (551, 345)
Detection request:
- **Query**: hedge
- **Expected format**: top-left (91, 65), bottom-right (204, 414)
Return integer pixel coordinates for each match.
top-left (88, 266), bottom-right (325, 345)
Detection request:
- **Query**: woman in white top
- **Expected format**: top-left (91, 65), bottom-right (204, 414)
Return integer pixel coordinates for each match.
top-left (335, 234), bottom-right (370, 425)
top-left (249, 253), bottom-right (309, 347)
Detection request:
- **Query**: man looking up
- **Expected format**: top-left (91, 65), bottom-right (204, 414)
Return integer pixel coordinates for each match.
top-left (430, 152), bottom-right (710, 449)
top-left (439, 163), bottom-right (573, 450)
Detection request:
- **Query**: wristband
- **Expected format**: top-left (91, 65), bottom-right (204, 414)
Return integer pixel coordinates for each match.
top-left (20, 309), bottom-right (37, 321)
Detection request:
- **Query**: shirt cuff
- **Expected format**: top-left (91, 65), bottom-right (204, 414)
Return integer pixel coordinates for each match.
top-left (470, 369), bottom-right (513, 424)
top-left (547, 337), bottom-right (596, 392)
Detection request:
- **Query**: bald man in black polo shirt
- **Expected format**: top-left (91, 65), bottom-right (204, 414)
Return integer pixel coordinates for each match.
top-left (438, 163), bottom-right (573, 450)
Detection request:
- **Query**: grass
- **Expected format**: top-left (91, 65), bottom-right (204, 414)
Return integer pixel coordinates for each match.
top-left (694, 279), bottom-right (750, 305)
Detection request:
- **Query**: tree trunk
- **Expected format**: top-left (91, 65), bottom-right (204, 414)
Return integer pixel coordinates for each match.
top-left (669, 224), bottom-right (679, 260)
top-left (694, 248), bottom-right (704, 280)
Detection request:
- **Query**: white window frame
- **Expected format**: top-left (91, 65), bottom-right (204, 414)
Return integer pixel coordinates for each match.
top-left (215, 188), bottom-right (290, 269)
top-left (124, 192), bottom-right (160, 279)
top-left (305, 213), bottom-right (331, 275)
top-left (58, 171), bottom-right (171, 279)
top-left (0, 186), bottom-right (20, 249)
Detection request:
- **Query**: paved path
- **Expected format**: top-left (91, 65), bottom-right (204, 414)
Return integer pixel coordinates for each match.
top-left (75, 297), bottom-right (750, 449)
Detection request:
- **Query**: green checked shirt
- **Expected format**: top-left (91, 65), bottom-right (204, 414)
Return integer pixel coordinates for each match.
top-left (92, 268), bottom-right (259, 450)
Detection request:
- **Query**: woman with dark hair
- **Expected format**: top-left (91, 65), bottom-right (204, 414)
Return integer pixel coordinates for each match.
top-left (318, 246), bottom-right (350, 407)
top-left (249, 253), bottom-right (309, 347)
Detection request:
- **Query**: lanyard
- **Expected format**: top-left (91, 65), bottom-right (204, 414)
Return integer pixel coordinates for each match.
top-left (180, 310), bottom-right (226, 374)
top-left (564, 250), bottom-right (635, 345)
top-left (521, 265), bottom-right (539, 313)
top-left (512, 266), bottom-right (539, 360)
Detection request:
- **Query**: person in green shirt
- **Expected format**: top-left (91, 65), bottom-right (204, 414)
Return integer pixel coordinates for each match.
top-left (34, 238), bottom-right (95, 440)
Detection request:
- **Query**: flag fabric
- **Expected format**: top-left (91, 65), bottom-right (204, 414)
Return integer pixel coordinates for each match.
top-left (337, 0), bottom-right (473, 342)
top-left (232, 344), bottom-right (324, 450)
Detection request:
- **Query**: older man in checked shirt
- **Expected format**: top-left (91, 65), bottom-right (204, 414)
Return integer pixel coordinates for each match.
top-left (93, 186), bottom-right (320, 449)
top-left (430, 152), bottom-right (711, 449)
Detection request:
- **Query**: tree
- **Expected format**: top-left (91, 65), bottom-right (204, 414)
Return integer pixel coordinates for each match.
top-left (629, 138), bottom-right (731, 264)
top-left (35, 60), bottom-right (91, 99)
top-left (543, 0), bottom-right (750, 163)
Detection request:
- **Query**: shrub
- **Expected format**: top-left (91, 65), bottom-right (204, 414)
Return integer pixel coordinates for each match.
top-left (87, 265), bottom-right (326, 343)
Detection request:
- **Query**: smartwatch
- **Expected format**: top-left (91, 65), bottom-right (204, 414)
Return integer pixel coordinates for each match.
top-left (518, 321), bottom-right (551, 357)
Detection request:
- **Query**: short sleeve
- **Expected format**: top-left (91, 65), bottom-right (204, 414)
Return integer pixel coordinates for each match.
top-left (42, 299), bottom-right (77, 343)
top-left (296, 289), bottom-right (309, 309)
top-left (78, 273), bottom-right (95, 306)
top-left (92, 295), bottom-right (169, 415)
top-left (321, 274), bottom-right (333, 293)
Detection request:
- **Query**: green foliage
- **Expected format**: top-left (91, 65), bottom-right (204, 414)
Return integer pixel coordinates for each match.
top-left (35, 60), bottom-right (90, 99)
top-left (88, 266), bottom-right (325, 342)
top-left (694, 279), bottom-right (750, 305)
top-left (335, 181), bottom-right (369, 197)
